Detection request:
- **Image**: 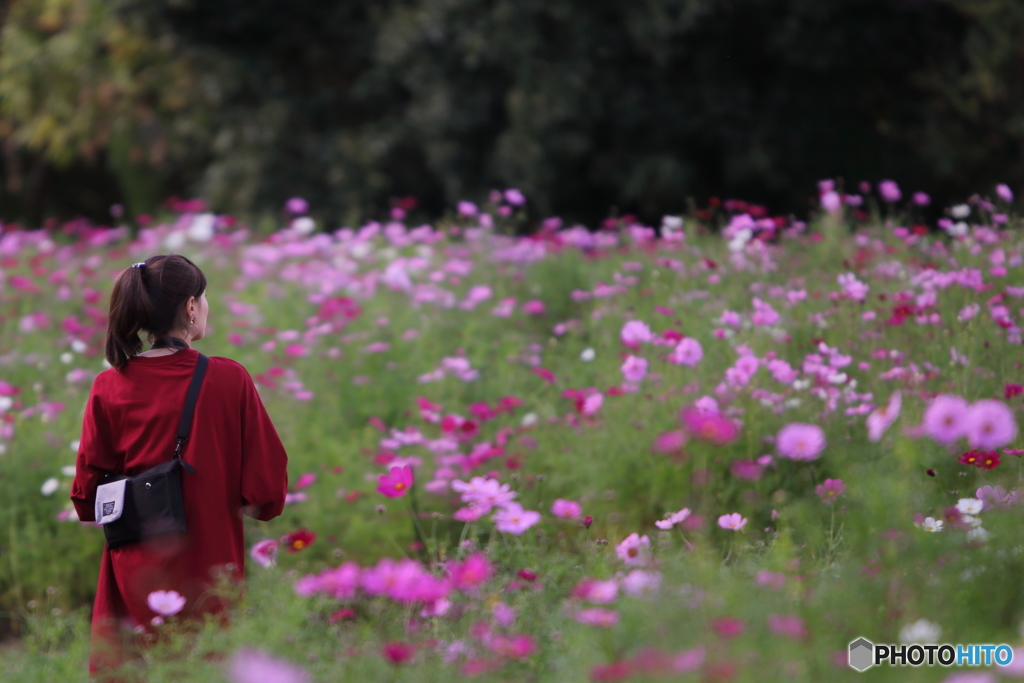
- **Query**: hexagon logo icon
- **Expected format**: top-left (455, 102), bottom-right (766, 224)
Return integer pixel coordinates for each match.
top-left (849, 637), bottom-right (875, 672)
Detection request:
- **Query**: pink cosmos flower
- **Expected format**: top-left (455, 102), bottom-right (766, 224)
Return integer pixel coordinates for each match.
top-left (228, 648), bottom-right (310, 683)
top-left (573, 578), bottom-right (619, 604)
top-left (730, 459), bottom-right (764, 481)
top-left (250, 539), bottom-right (279, 568)
top-left (867, 390), bottom-right (902, 442)
top-left (377, 465), bottom-right (413, 498)
top-left (582, 392), bottom-right (604, 416)
top-left (767, 614), bottom-right (807, 639)
top-left (382, 641), bottom-right (416, 665)
top-left (718, 513), bottom-right (747, 530)
top-left (615, 533), bottom-right (651, 566)
top-left (711, 616), bottom-right (745, 638)
top-left (492, 503), bottom-right (541, 535)
top-left (651, 430), bottom-right (688, 454)
top-left (965, 399), bottom-right (1018, 450)
top-left (655, 508), bottom-right (691, 530)
top-left (669, 338), bottom-right (703, 366)
top-left (620, 320), bottom-right (652, 347)
top-left (923, 395), bottom-right (970, 444)
top-left (448, 553), bottom-right (492, 591)
top-left (522, 300), bottom-right (546, 316)
top-left (815, 479), bottom-right (846, 505)
top-left (294, 473), bottom-right (317, 489)
top-left (879, 180), bottom-right (902, 202)
top-left (488, 634), bottom-right (535, 659)
top-left (504, 188), bottom-right (526, 205)
top-left (756, 570), bottom-right (787, 590)
top-left (621, 355), bottom-right (648, 382)
top-left (316, 562), bottom-right (361, 600)
top-left (621, 569), bottom-right (662, 597)
top-left (574, 608), bottom-right (619, 627)
top-left (680, 407), bottom-right (739, 445)
top-left (996, 184), bottom-right (1014, 203)
top-left (551, 499), bottom-right (582, 519)
top-left (147, 590), bottom-right (186, 616)
top-left (776, 423), bottom-right (826, 461)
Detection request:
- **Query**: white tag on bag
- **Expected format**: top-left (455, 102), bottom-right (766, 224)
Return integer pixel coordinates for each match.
top-left (95, 479), bottom-right (127, 524)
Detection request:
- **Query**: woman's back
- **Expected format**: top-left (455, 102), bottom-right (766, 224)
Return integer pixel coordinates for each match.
top-left (71, 348), bottom-right (288, 674)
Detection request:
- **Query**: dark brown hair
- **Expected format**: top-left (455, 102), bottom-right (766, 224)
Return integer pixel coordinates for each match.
top-left (105, 254), bottom-right (207, 370)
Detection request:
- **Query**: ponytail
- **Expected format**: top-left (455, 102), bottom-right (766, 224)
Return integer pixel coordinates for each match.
top-left (104, 255), bottom-right (208, 371)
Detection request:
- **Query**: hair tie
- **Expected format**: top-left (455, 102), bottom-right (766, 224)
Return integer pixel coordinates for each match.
top-left (132, 262), bottom-right (146, 269)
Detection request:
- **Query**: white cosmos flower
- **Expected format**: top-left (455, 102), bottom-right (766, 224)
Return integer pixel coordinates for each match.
top-left (899, 618), bottom-right (942, 644)
top-left (918, 517), bottom-right (943, 532)
top-left (967, 527), bottom-right (989, 542)
top-left (956, 498), bottom-right (983, 516)
top-left (950, 204), bottom-right (970, 219)
top-left (61, 466), bottom-right (76, 477)
top-left (70, 339), bottom-right (88, 353)
top-left (60, 353), bottom-right (73, 364)
top-left (580, 348), bottom-right (595, 362)
top-left (41, 478), bottom-right (59, 496)
top-left (521, 413), bottom-right (537, 427)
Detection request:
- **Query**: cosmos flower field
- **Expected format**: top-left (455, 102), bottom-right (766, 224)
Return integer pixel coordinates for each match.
top-left (2, 182), bottom-right (1024, 682)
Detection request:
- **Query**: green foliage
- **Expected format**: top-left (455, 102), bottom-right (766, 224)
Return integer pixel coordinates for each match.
top-left (3, 0), bottom-right (1024, 225)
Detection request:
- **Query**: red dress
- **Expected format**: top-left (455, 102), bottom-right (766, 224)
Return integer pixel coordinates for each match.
top-left (70, 348), bottom-right (289, 675)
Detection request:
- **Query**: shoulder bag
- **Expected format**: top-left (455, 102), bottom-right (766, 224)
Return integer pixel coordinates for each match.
top-left (94, 352), bottom-right (208, 548)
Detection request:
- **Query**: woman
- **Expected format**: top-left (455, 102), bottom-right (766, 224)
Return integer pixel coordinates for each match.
top-left (70, 254), bottom-right (289, 678)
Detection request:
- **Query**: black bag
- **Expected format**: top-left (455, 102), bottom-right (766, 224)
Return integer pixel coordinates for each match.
top-left (98, 353), bottom-right (208, 548)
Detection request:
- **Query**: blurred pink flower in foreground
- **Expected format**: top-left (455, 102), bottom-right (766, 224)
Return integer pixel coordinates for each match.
top-left (250, 539), bottom-right (279, 568)
top-left (146, 590), bottom-right (186, 616)
top-left (965, 399), bottom-right (1018, 450)
top-left (767, 614), bottom-right (807, 639)
top-left (923, 395), bottom-right (970, 444)
top-left (228, 648), bottom-right (309, 683)
top-left (867, 390), bottom-right (901, 442)
top-left (655, 508), bottom-right (691, 530)
top-left (377, 465), bottom-right (413, 498)
top-left (776, 423), bottom-right (826, 461)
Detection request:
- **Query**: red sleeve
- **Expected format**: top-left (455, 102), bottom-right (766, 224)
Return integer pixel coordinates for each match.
top-left (70, 378), bottom-right (119, 522)
top-left (239, 369), bottom-right (289, 521)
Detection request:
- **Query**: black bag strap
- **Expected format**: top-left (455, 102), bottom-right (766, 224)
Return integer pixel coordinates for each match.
top-left (172, 353), bottom-right (208, 474)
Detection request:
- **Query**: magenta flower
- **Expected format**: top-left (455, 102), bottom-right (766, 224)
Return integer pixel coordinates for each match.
top-left (815, 479), bottom-right (846, 505)
top-left (377, 465), bottom-right (413, 498)
top-left (228, 648), bottom-right (310, 683)
top-left (504, 188), bottom-right (526, 205)
top-left (717, 513), bottom-right (747, 531)
top-left (923, 395), bottom-right (971, 444)
top-left (550, 498), bottom-right (582, 519)
top-left (996, 184), bottom-right (1014, 203)
top-left (284, 197), bottom-right (309, 215)
top-left (879, 180), bottom-right (902, 202)
top-left (776, 423), bottom-right (826, 461)
top-left (615, 533), bottom-right (651, 566)
top-left (146, 589), bottom-right (186, 616)
top-left (522, 299), bottom-right (546, 316)
top-left (680, 407), bottom-right (739, 445)
top-left (250, 539), bottom-right (279, 568)
top-left (965, 399), bottom-right (1018, 450)
top-left (621, 355), bottom-right (649, 382)
top-left (294, 473), bottom-right (317, 490)
top-left (492, 503), bottom-right (541, 535)
top-left (912, 192), bottom-right (931, 206)
top-left (448, 553), bottom-right (492, 592)
top-left (730, 459), bottom-right (764, 481)
top-left (457, 201), bottom-right (478, 217)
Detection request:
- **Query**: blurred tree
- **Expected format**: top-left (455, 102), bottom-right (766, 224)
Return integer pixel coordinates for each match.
top-left (0, 0), bottom-right (1022, 227)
